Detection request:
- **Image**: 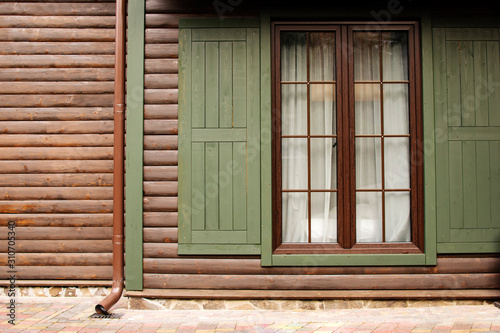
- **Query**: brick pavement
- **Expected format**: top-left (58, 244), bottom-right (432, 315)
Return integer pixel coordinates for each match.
top-left (1, 297), bottom-right (500, 332)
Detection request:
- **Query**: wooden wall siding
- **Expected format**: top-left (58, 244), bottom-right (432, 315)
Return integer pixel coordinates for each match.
top-left (0, 0), bottom-right (115, 281)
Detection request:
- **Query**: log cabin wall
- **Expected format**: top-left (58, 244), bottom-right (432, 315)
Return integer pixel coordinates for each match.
top-left (0, 0), bottom-right (115, 284)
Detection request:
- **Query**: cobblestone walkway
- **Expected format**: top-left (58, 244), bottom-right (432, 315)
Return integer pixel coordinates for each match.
top-left (2, 297), bottom-right (500, 332)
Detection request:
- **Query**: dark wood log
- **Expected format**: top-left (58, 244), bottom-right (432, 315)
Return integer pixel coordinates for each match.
top-left (0, 200), bottom-right (113, 213)
top-left (143, 243), bottom-right (179, 258)
top-left (143, 273), bottom-right (500, 290)
top-left (0, 280), bottom-right (111, 287)
top-left (144, 104), bottom-right (178, 119)
top-left (0, 121), bottom-right (113, 134)
top-left (0, 253), bottom-right (112, 266)
top-left (0, 29), bottom-right (114, 42)
top-left (145, 14), bottom-right (198, 28)
top-left (0, 16), bottom-right (115, 28)
top-left (0, 160), bottom-right (113, 174)
top-left (143, 166), bottom-right (178, 181)
top-left (0, 55), bottom-right (114, 68)
top-left (145, 0), bottom-right (213, 13)
top-left (0, 95), bottom-right (113, 107)
top-left (0, 239), bottom-right (112, 252)
top-left (143, 181), bottom-right (178, 196)
top-left (144, 135), bottom-right (178, 150)
top-left (145, 44), bottom-right (178, 59)
top-left (0, 213), bottom-right (113, 227)
top-left (143, 197), bottom-right (178, 212)
top-left (127, 288), bottom-right (500, 300)
top-left (0, 134), bottom-right (113, 147)
top-left (0, 107), bottom-right (113, 121)
top-left (0, 147), bottom-right (113, 160)
top-left (0, 174), bottom-right (113, 187)
top-left (145, 59), bottom-right (178, 74)
top-left (0, 266), bottom-right (112, 280)
top-left (143, 227), bottom-right (178, 243)
top-left (144, 89), bottom-right (178, 104)
top-left (0, 82), bottom-right (114, 94)
top-left (145, 29), bottom-right (178, 43)
top-left (0, 69), bottom-right (114, 82)
top-left (144, 74), bottom-right (178, 89)
top-left (0, 3), bottom-right (115, 16)
top-left (0, 187), bottom-right (112, 200)
top-left (143, 151), bottom-right (178, 166)
top-left (0, 226), bottom-right (112, 240)
top-left (144, 119), bottom-right (178, 135)
top-left (143, 212), bottom-right (178, 227)
top-left (0, 42), bottom-right (115, 55)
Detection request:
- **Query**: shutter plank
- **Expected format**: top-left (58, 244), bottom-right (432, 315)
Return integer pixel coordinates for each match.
top-left (476, 141), bottom-right (491, 229)
top-left (191, 142), bottom-right (205, 231)
top-left (487, 41), bottom-right (500, 126)
top-left (449, 141), bottom-right (464, 230)
top-left (219, 142), bottom-right (233, 231)
top-left (232, 41), bottom-right (247, 128)
top-left (192, 41), bottom-right (205, 128)
top-left (490, 141), bottom-right (500, 227)
top-left (460, 41), bottom-right (475, 126)
top-left (205, 42), bottom-right (219, 128)
top-left (462, 141), bottom-right (477, 229)
top-left (219, 42), bottom-right (233, 128)
top-left (473, 41), bottom-right (489, 127)
top-left (233, 142), bottom-right (247, 231)
top-left (205, 142), bottom-right (219, 232)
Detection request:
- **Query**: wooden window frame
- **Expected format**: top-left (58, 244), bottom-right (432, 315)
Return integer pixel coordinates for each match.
top-left (272, 21), bottom-right (424, 255)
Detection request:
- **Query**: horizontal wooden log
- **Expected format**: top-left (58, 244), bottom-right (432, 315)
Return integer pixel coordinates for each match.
top-left (0, 82), bottom-right (114, 94)
top-left (145, 29), bottom-right (178, 43)
top-left (0, 42), bottom-right (115, 55)
top-left (144, 181), bottom-right (178, 196)
top-left (143, 212), bottom-right (178, 227)
top-left (0, 55), bottom-right (114, 68)
top-left (0, 29), bottom-right (114, 42)
top-left (0, 160), bottom-right (113, 174)
top-left (144, 104), bottom-right (178, 119)
top-left (144, 227), bottom-right (178, 243)
top-left (0, 239), bottom-right (112, 252)
top-left (0, 200), bottom-right (113, 213)
top-left (0, 147), bottom-right (113, 160)
top-left (143, 243), bottom-right (179, 258)
top-left (144, 89), bottom-right (178, 104)
top-left (0, 280), bottom-right (111, 286)
top-left (143, 273), bottom-right (500, 290)
top-left (144, 151), bottom-right (178, 166)
top-left (0, 226), bottom-right (112, 240)
top-left (145, 59), bottom-right (178, 74)
top-left (0, 107), bottom-right (113, 121)
top-left (0, 15), bottom-right (115, 28)
top-left (144, 119), bottom-right (178, 135)
top-left (0, 266), bottom-right (112, 280)
top-left (144, 135), bottom-right (178, 150)
top-left (0, 95), bottom-right (113, 107)
top-left (144, 74), bottom-right (178, 89)
top-left (145, 14), bottom-right (198, 28)
top-left (0, 173), bottom-right (113, 187)
top-left (144, 197), bottom-right (178, 212)
top-left (145, 44), bottom-right (178, 59)
top-left (0, 68), bottom-right (114, 82)
top-left (143, 166), bottom-right (178, 181)
top-left (0, 134), bottom-right (113, 147)
top-left (127, 288), bottom-right (500, 300)
top-left (0, 187), bottom-right (112, 200)
top-left (0, 3), bottom-right (115, 16)
top-left (0, 253), bottom-right (112, 266)
top-left (0, 214), bottom-right (113, 227)
top-left (145, 0), bottom-right (213, 13)
top-left (0, 121), bottom-right (113, 134)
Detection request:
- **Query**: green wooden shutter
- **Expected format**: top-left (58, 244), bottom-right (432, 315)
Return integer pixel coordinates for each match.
top-left (178, 19), bottom-right (261, 255)
top-left (434, 28), bottom-right (500, 253)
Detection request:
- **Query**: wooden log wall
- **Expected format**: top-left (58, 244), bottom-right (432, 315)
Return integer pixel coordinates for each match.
top-left (0, 0), bottom-right (115, 283)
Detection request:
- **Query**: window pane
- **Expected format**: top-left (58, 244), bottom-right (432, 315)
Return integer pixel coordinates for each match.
top-left (354, 32), bottom-right (380, 81)
top-left (282, 138), bottom-right (308, 190)
top-left (385, 192), bottom-right (411, 242)
top-left (384, 138), bottom-right (410, 189)
top-left (355, 84), bottom-right (381, 135)
top-left (281, 32), bottom-right (307, 81)
top-left (309, 32), bottom-right (336, 81)
top-left (310, 84), bottom-right (336, 135)
top-left (282, 192), bottom-right (308, 243)
top-left (356, 192), bottom-right (382, 243)
top-left (356, 138), bottom-right (382, 189)
top-left (282, 84), bottom-right (307, 136)
top-left (382, 32), bottom-right (408, 81)
top-left (311, 138), bottom-right (337, 190)
top-left (311, 192), bottom-right (337, 243)
top-left (383, 84), bottom-right (409, 135)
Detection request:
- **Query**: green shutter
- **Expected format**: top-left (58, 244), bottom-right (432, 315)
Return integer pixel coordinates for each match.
top-left (434, 28), bottom-right (500, 253)
top-left (178, 19), bottom-right (261, 255)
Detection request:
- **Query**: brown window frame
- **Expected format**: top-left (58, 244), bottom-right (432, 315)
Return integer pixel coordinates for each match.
top-left (272, 21), bottom-right (424, 255)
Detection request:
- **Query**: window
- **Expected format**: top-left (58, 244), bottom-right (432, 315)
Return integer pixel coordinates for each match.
top-left (272, 22), bottom-right (423, 255)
